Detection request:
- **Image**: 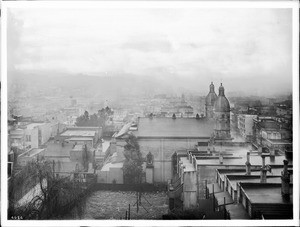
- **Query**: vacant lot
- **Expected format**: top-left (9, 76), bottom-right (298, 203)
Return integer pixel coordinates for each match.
top-left (71, 190), bottom-right (169, 220)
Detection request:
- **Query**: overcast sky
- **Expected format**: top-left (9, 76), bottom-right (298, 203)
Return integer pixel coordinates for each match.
top-left (7, 7), bottom-right (293, 95)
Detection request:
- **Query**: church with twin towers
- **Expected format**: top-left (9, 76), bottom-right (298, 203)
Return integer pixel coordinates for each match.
top-left (205, 82), bottom-right (232, 141)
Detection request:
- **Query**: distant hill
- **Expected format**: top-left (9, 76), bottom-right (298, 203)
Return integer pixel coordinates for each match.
top-left (7, 69), bottom-right (292, 98)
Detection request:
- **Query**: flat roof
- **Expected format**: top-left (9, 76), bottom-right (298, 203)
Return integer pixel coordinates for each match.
top-left (9, 134), bottom-right (23, 139)
top-left (133, 117), bottom-right (214, 138)
top-left (60, 130), bottom-right (96, 137)
top-left (19, 148), bottom-right (45, 157)
top-left (241, 183), bottom-right (293, 204)
top-left (179, 157), bottom-right (196, 172)
top-left (67, 137), bottom-right (94, 141)
top-left (195, 146), bottom-right (291, 166)
top-left (227, 176), bottom-right (283, 191)
top-left (26, 123), bottom-right (46, 130)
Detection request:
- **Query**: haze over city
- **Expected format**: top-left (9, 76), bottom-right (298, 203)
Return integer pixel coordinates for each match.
top-left (7, 7), bottom-right (292, 96)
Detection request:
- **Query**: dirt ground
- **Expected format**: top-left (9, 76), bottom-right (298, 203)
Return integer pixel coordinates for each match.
top-left (71, 190), bottom-right (169, 220)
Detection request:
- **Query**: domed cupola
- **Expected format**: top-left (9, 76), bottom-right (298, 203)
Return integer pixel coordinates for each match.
top-left (205, 82), bottom-right (218, 106)
top-left (213, 83), bottom-right (231, 140)
top-left (205, 82), bottom-right (218, 118)
top-left (214, 83), bottom-right (230, 112)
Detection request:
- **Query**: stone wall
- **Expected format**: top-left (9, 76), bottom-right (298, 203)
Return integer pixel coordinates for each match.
top-left (138, 138), bottom-right (199, 183)
top-left (115, 137), bottom-right (200, 183)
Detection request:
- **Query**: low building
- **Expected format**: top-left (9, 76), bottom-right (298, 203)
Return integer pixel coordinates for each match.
top-left (97, 150), bottom-right (125, 184)
top-left (253, 117), bottom-right (292, 151)
top-left (168, 141), bottom-right (292, 212)
top-left (57, 126), bottom-right (102, 147)
top-left (115, 117), bottom-right (215, 183)
top-left (17, 148), bottom-right (45, 166)
top-left (9, 122), bottom-right (54, 151)
top-left (238, 182), bottom-right (292, 219)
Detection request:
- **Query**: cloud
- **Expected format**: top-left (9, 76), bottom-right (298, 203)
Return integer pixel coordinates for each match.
top-left (7, 7), bottom-right (292, 94)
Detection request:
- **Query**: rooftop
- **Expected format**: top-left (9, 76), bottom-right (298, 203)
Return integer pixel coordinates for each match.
top-left (195, 146), bottom-right (291, 166)
top-left (60, 130), bottom-right (96, 137)
top-left (67, 137), bottom-right (94, 141)
top-left (240, 183), bottom-right (293, 204)
top-left (133, 117), bottom-right (214, 138)
top-left (19, 148), bottom-right (45, 158)
top-left (227, 175), bottom-right (284, 191)
top-left (26, 123), bottom-right (46, 130)
top-left (101, 162), bottom-right (124, 171)
top-left (45, 141), bottom-right (74, 157)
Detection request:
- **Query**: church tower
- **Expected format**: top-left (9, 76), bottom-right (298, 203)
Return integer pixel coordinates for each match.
top-left (213, 83), bottom-right (231, 140)
top-left (205, 82), bottom-right (218, 118)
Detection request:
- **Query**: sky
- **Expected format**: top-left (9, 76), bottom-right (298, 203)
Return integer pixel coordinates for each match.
top-left (7, 6), bottom-right (293, 95)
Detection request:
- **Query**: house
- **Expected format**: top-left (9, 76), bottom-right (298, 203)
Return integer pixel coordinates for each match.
top-left (56, 126), bottom-right (102, 147)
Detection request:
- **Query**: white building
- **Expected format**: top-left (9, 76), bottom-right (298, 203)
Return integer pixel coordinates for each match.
top-left (237, 114), bottom-right (257, 141)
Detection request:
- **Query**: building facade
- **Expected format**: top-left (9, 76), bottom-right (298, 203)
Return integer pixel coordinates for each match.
top-left (205, 82), bottom-right (218, 118)
top-left (213, 83), bottom-right (231, 140)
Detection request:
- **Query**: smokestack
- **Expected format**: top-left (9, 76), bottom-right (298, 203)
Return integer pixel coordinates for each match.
top-left (281, 160), bottom-right (290, 201)
top-left (245, 152), bottom-right (251, 175)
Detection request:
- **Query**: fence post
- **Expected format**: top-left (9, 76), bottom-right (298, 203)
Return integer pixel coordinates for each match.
top-left (128, 204), bottom-right (130, 220)
top-left (205, 180), bottom-right (207, 199)
top-left (137, 191), bottom-right (139, 213)
top-left (224, 197), bottom-right (226, 219)
top-left (212, 184), bottom-right (215, 211)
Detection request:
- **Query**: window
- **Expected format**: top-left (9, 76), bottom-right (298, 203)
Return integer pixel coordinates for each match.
top-left (26, 135), bottom-right (31, 142)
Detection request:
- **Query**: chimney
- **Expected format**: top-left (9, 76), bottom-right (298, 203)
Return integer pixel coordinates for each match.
top-left (260, 155), bottom-right (266, 183)
top-left (219, 151), bottom-right (223, 164)
top-left (245, 152), bottom-right (251, 175)
top-left (207, 147), bottom-right (211, 154)
top-left (270, 148), bottom-right (275, 157)
top-left (258, 146), bottom-right (262, 154)
top-left (281, 160), bottom-right (290, 201)
top-left (270, 148), bottom-right (275, 162)
top-left (260, 155), bottom-right (271, 183)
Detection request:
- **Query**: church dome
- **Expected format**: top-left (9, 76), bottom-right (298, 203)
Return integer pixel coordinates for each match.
top-left (214, 83), bottom-right (230, 112)
top-left (205, 82), bottom-right (218, 106)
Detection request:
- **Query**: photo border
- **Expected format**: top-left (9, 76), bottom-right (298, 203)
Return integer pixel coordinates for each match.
top-left (1, 1), bottom-right (299, 226)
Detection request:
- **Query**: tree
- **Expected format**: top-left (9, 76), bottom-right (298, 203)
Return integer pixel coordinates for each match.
top-left (8, 160), bottom-right (88, 219)
top-left (122, 134), bottom-right (143, 184)
top-left (75, 107), bottom-right (114, 128)
top-left (83, 110), bottom-right (89, 120)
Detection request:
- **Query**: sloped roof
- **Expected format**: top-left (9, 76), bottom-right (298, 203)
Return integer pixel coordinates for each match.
top-left (133, 117), bottom-right (214, 138)
top-left (114, 122), bottom-right (132, 138)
